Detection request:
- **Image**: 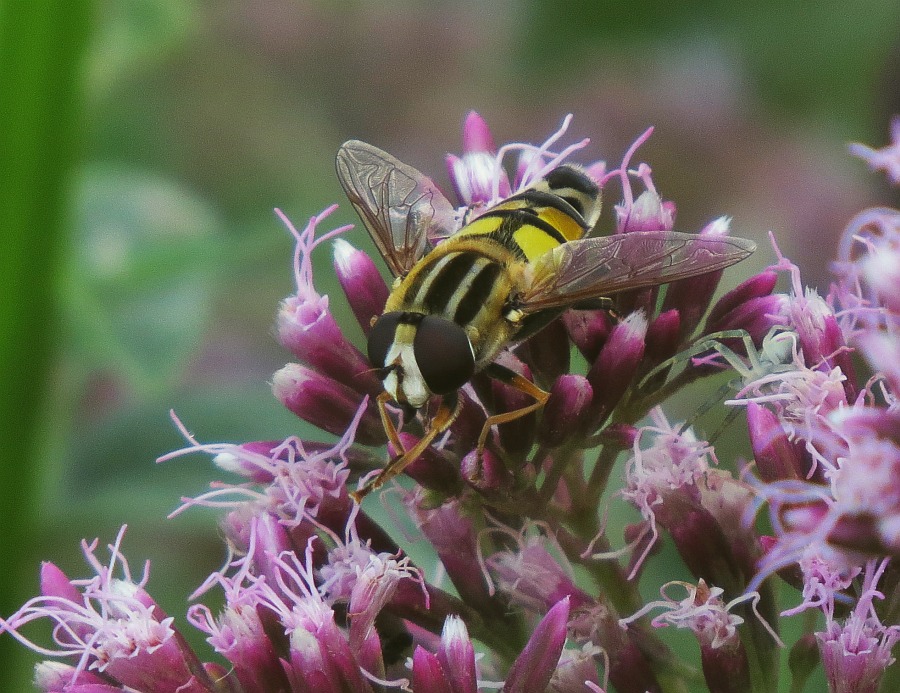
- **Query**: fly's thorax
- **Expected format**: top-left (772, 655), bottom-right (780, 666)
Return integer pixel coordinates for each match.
top-left (367, 311), bottom-right (476, 409)
top-left (384, 238), bottom-right (523, 365)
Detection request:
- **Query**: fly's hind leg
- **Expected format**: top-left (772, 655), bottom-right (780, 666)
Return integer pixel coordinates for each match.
top-left (350, 392), bottom-right (461, 503)
top-left (475, 362), bottom-right (550, 461)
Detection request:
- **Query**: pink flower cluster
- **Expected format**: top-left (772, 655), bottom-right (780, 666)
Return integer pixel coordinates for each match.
top-left (3, 113), bottom-right (900, 692)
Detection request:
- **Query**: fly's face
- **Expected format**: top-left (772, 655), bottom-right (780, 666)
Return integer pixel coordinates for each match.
top-left (366, 312), bottom-right (476, 410)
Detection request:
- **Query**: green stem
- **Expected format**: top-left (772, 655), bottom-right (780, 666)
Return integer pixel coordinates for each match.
top-left (0, 1), bottom-right (94, 683)
top-left (585, 443), bottom-right (625, 509)
top-left (536, 442), bottom-right (574, 506)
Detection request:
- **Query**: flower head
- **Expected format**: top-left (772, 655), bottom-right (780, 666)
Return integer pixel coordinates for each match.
top-left (412, 615), bottom-right (479, 693)
top-left (447, 112), bottom-right (596, 211)
top-left (485, 522), bottom-right (592, 614)
top-left (611, 128), bottom-right (675, 234)
top-left (620, 579), bottom-right (778, 693)
top-left (849, 116), bottom-right (900, 185)
top-left (159, 402), bottom-right (370, 531)
top-left (446, 110), bottom-right (511, 206)
top-left (0, 527), bottom-right (212, 692)
top-left (276, 207), bottom-right (380, 397)
top-left (816, 560), bottom-right (900, 693)
top-left (11, 111), bottom-right (900, 692)
top-left (615, 408), bottom-right (717, 575)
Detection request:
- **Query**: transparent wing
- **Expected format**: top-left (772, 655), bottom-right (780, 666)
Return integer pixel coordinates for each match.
top-left (336, 140), bottom-right (457, 277)
top-left (519, 231), bottom-right (756, 313)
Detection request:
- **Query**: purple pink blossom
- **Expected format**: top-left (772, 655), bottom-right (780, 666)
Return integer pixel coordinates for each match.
top-left (5, 113), bottom-right (900, 691)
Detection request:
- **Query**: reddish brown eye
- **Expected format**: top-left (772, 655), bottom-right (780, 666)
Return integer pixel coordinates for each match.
top-left (413, 316), bottom-right (474, 395)
top-left (367, 312), bottom-right (403, 370)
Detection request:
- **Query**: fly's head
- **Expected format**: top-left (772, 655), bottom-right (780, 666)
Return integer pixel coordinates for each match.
top-left (367, 312), bottom-right (475, 409)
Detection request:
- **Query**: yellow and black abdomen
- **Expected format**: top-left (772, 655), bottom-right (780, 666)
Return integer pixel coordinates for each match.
top-left (456, 164), bottom-right (601, 262)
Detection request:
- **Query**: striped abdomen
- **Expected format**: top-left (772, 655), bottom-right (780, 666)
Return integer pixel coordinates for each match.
top-left (456, 164), bottom-right (601, 261)
top-left (385, 239), bottom-right (516, 363)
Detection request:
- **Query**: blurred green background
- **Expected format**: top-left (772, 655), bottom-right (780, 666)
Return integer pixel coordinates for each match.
top-left (2, 0), bottom-right (899, 689)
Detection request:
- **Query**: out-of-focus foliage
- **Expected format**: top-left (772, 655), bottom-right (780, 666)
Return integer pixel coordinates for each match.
top-left (525, 0), bottom-right (899, 129)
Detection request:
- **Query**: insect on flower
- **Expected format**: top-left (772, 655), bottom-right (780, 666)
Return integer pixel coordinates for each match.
top-left (336, 140), bottom-right (756, 501)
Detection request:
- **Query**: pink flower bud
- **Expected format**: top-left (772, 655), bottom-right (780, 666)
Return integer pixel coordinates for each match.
top-left (272, 364), bottom-right (384, 445)
top-left (447, 111), bottom-right (510, 205)
top-left (412, 646), bottom-right (453, 693)
top-left (277, 293), bottom-right (381, 397)
top-left (204, 602), bottom-right (290, 692)
top-left (390, 432), bottom-right (463, 494)
top-left (562, 308), bottom-right (612, 363)
top-left (599, 423), bottom-right (639, 449)
top-left (247, 513), bottom-right (302, 597)
top-left (332, 238), bottom-right (389, 336)
top-left (585, 311), bottom-right (647, 428)
top-left (40, 562), bottom-right (81, 604)
top-left (412, 497), bottom-right (496, 614)
top-left (645, 308), bottom-right (681, 364)
top-left (616, 190), bottom-right (674, 234)
top-left (437, 616), bottom-right (478, 693)
top-left (537, 375), bottom-right (593, 448)
top-left (276, 207), bottom-right (380, 397)
top-left (462, 110), bottom-right (496, 153)
top-left (461, 448), bottom-right (511, 493)
top-left (662, 218), bottom-right (734, 335)
top-left (503, 598), bottom-right (570, 693)
top-left (707, 270), bottom-right (779, 327)
top-left (707, 294), bottom-right (785, 347)
top-left (286, 617), bottom-right (372, 693)
top-left (747, 401), bottom-right (803, 482)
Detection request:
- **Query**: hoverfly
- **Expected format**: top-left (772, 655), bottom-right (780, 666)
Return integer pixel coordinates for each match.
top-left (336, 140), bottom-right (755, 502)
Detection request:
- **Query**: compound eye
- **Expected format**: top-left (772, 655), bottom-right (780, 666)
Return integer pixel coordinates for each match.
top-left (413, 316), bottom-right (475, 395)
top-left (367, 312), bottom-right (404, 371)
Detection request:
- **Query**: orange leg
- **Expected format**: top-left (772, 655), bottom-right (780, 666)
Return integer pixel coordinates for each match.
top-left (476, 362), bottom-right (550, 455)
top-left (350, 393), bottom-right (462, 503)
top-left (375, 390), bottom-right (405, 454)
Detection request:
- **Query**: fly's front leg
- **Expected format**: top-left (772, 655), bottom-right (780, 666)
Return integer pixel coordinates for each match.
top-left (351, 392), bottom-right (461, 503)
top-left (475, 362), bottom-right (550, 462)
top-left (376, 390), bottom-right (405, 454)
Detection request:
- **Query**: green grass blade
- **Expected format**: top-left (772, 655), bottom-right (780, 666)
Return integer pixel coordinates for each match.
top-left (0, 0), bottom-right (94, 682)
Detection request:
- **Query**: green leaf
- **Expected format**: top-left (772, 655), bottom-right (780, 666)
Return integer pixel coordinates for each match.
top-left (65, 165), bottom-right (222, 392)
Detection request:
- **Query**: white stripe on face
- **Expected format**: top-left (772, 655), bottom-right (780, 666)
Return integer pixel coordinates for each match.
top-left (382, 342), bottom-right (430, 408)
